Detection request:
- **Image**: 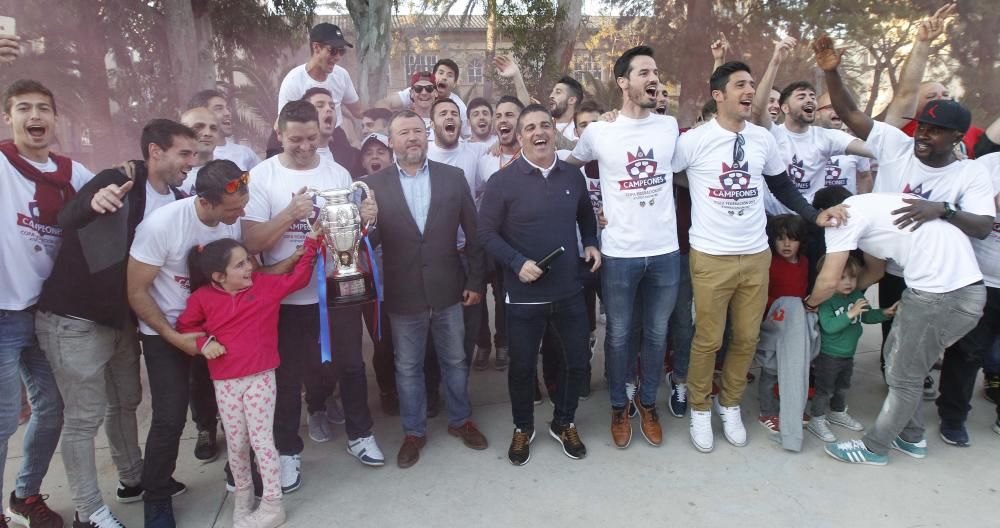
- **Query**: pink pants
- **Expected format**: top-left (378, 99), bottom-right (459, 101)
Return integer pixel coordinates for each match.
top-left (214, 370), bottom-right (281, 500)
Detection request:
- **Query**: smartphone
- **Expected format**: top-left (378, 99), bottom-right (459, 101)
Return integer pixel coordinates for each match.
top-left (0, 16), bottom-right (15, 38)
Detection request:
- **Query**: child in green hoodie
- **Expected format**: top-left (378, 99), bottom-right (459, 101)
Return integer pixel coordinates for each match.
top-left (807, 255), bottom-right (898, 443)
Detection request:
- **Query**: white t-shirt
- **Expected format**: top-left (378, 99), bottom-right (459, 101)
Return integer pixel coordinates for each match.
top-left (214, 138), bottom-right (261, 171)
top-left (824, 193), bottom-right (982, 293)
top-left (178, 165), bottom-right (200, 196)
top-left (971, 153), bottom-right (1000, 287)
top-left (277, 64), bottom-right (360, 128)
top-left (571, 113), bottom-right (680, 258)
top-left (672, 119), bottom-right (786, 256)
top-left (316, 146), bottom-right (333, 165)
top-left (477, 150), bottom-right (518, 186)
top-left (0, 154), bottom-right (93, 310)
top-left (144, 181), bottom-right (176, 219)
top-left (244, 155), bottom-right (352, 305)
top-left (770, 124), bottom-right (855, 203)
top-left (129, 197), bottom-right (242, 335)
top-left (824, 154), bottom-right (871, 195)
top-left (556, 120), bottom-right (577, 142)
top-left (868, 121), bottom-right (996, 276)
top-left (557, 149), bottom-right (593, 256)
top-left (428, 140), bottom-right (489, 248)
top-left (399, 89), bottom-right (469, 137)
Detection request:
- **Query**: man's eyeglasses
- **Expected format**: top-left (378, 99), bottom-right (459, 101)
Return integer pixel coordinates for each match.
top-left (411, 85), bottom-right (435, 94)
top-left (733, 133), bottom-right (745, 164)
top-left (224, 172), bottom-right (249, 194)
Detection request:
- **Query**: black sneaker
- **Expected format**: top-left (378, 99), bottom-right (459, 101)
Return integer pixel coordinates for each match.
top-left (143, 498), bottom-right (175, 528)
top-left (6, 492), bottom-right (63, 528)
top-left (923, 376), bottom-right (936, 401)
top-left (549, 422), bottom-right (587, 460)
top-left (167, 479), bottom-right (187, 497)
top-left (667, 372), bottom-right (688, 418)
top-left (116, 481), bottom-right (143, 503)
top-left (224, 461), bottom-right (263, 498)
top-left (193, 429), bottom-right (218, 461)
top-left (507, 428), bottom-right (535, 466)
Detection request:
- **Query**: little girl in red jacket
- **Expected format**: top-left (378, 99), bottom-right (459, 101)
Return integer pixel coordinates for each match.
top-left (176, 227), bottom-right (321, 528)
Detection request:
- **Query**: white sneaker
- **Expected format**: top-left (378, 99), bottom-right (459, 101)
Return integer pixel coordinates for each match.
top-left (308, 411), bottom-right (333, 443)
top-left (279, 454), bottom-right (301, 493)
top-left (828, 410), bottom-right (865, 431)
top-left (713, 399), bottom-right (747, 447)
top-left (347, 434), bottom-right (386, 466)
top-left (84, 505), bottom-right (126, 528)
top-left (689, 410), bottom-right (714, 453)
top-left (807, 415), bottom-right (837, 443)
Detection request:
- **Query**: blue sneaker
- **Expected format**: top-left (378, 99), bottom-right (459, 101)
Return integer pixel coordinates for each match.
top-left (667, 372), bottom-right (688, 418)
top-left (824, 439), bottom-right (888, 466)
top-left (891, 436), bottom-right (928, 458)
top-left (143, 498), bottom-right (176, 528)
top-left (939, 421), bottom-right (970, 447)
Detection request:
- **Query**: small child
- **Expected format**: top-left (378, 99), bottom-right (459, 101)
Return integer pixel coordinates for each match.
top-left (757, 214), bottom-right (811, 434)
top-left (807, 255), bottom-right (897, 443)
top-left (176, 229), bottom-right (321, 528)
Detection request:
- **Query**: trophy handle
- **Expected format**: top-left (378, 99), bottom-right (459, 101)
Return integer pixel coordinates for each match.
top-left (351, 180), bottom-right (371, 200)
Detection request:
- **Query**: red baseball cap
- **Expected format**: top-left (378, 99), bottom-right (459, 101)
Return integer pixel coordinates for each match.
top-left (409, 71), bottom-right (436, 87)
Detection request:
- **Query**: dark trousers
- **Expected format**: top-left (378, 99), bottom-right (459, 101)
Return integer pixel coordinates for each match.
top-left (139, 334), bottom-right (190, 502)
top-left (937, 285), bottom-right (1000, 425)
top-left (810, 353), bottom-right (854, 417)
top-left (189, 356), bottom-right (217, 433)
top-left (507, 293), bottom-right (590, 430)
top-left (364, 306), bottom-right (440, 396)
top-left (542, 259), bottom-right (599, 387)
top-left (878, 273), bottom-right (906, 370)
top-left (477, 267), bottom-right (507, 349)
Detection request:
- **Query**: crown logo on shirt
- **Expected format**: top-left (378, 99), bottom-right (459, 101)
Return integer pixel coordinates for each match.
top-left (625, 147), bottom-right (657, 180)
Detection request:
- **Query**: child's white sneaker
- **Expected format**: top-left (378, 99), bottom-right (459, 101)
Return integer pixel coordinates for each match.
top-left (828, 409), bottom-right (864, 431)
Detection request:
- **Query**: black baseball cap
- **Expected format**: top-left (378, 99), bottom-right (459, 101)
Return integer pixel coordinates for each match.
top-left (309, 23), bottom-right (353, 48)
top-left (911, 99), bottom-right (971, 133)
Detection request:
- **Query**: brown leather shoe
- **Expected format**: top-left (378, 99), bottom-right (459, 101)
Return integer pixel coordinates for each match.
top-left (397, 435), bottom-right (426, 468)
top-left (635, 399), bottom-right (663, 446)
top-left (447, 421), bottom-right (489, 450)
top-left (611, 407), bottom-right (632, 448)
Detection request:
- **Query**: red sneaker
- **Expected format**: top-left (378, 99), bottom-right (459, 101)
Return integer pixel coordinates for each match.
top-left (758, 415), bottom-right (780, 433)
top-left (6, 492), bottom-right (63, 528)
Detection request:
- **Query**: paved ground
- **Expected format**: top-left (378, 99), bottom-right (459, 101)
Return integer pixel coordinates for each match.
top-left (5, 292), bottom-right (1000, 527)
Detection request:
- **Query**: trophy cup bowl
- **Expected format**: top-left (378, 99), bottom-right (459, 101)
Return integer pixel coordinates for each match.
top-left (309, 181), bottom-right (375, 306)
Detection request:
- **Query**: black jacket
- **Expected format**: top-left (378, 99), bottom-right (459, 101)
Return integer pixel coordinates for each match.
top-left (478, 156), bottom-right (598, 303)
top-left (365, 160), bottom-right (485, 314)
top-left (38, 161), bottom-right (186, 327)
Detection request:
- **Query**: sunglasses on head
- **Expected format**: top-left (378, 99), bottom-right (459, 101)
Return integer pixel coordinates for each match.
top-left (412, 84), bottom-right (435, 94)
top-left (224, 172), bottom-right (249, 194)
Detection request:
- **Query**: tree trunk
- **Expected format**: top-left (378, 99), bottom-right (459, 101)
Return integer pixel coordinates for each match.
top-left (864, 64), bottom-right (884, 116)
top-left (190, 0), bottom-right (217, 92)
top-left (547, 0), bottom-right (584, 83)
top-left (74, 0), bottom-right (119, 168)
top-left (347, 0), bottom-right (392, 105)
top-left (675, 0), bottom-right (712, 127)
top-left (162, 0), bottom-right (202, 110)
top-left (484, 0), bottom-right (497, 99)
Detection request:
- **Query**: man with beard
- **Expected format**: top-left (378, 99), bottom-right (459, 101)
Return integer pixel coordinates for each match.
top-left (563, 46), bottom-right (681, 449)
top-left (303, 86), bottom-right (362, 177)
top-left (1, 78), bottom-right (94, 528)
top-left (814, 34), bottom-right (995, 447)
top-left (816, 93), bottom-right (873, 194)
top-left (35, 119), bottom-right (198, 527)
top-left (178, 107), bottom-right (222, 196)
top-left (187, 89), bottom-right (261, 170)
top-left (243, 101), bottom-right (384, 485)
top-left (364, 110), bottom-right (488, 468)
top-left (467, 97), bottom-right (495, 144)
top-left (473, 95), bottom-right (525, 371)
top-left (752, 37), bottom-right (873, 207)
top-left (549, 76), bottom-right (584, 141)
top-left (883, 3), bottom-right (983, 158)
top-left (379, 59), bottom-right (470, 137)
top-left (479, 105), bottom-right (600, 465)
top-left (670, 60), bottom-right (848, 454)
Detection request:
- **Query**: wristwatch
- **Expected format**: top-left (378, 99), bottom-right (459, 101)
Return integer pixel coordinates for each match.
top-left (942, 202), bottom-right (957, 220)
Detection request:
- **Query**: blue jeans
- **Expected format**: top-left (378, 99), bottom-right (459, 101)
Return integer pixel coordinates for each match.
top-left (0, 309), bottom-right (64, 499)
top-left (389, 303), bottom-right (472, 437)
top-left (668, 253), bottom-right (694, 380)
top-left (602, 251), bottom-right (680, 408)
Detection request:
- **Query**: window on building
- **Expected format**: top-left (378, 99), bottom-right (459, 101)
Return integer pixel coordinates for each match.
top-left (467, 58), bottom-right (484, 85)
top-left (571, 54), bottom-right (602, 83)
top-left (405, 54), bottom-right (438, 77)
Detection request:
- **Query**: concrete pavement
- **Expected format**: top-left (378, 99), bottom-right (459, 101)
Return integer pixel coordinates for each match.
top-left (5, 299), bottom-right (1000, 527)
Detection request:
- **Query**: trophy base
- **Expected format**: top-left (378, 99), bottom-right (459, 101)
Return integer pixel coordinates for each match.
top-left (327, 275), bottom-right (375, 307)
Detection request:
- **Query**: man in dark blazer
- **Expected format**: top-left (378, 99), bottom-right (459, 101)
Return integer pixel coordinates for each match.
top-left (365, 110), bottom-right (488, 468)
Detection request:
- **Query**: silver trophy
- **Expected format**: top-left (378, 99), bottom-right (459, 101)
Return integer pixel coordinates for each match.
top-left (308, 181), bottom-right (374, 305)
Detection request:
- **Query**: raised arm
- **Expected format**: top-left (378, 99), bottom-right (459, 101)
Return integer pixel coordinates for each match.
top-left (710, 32), bottom-right (729, 72)
top-left (883, 3), bottom-right (957, 129)
top-left (751, 37), bottom-right (796, 129)
top-left (493, 55), bottom-right (532, 107)
top-left (812, 35), bottom-right (873, 140)
top-left (374, 91), bottom-right (406, 110)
